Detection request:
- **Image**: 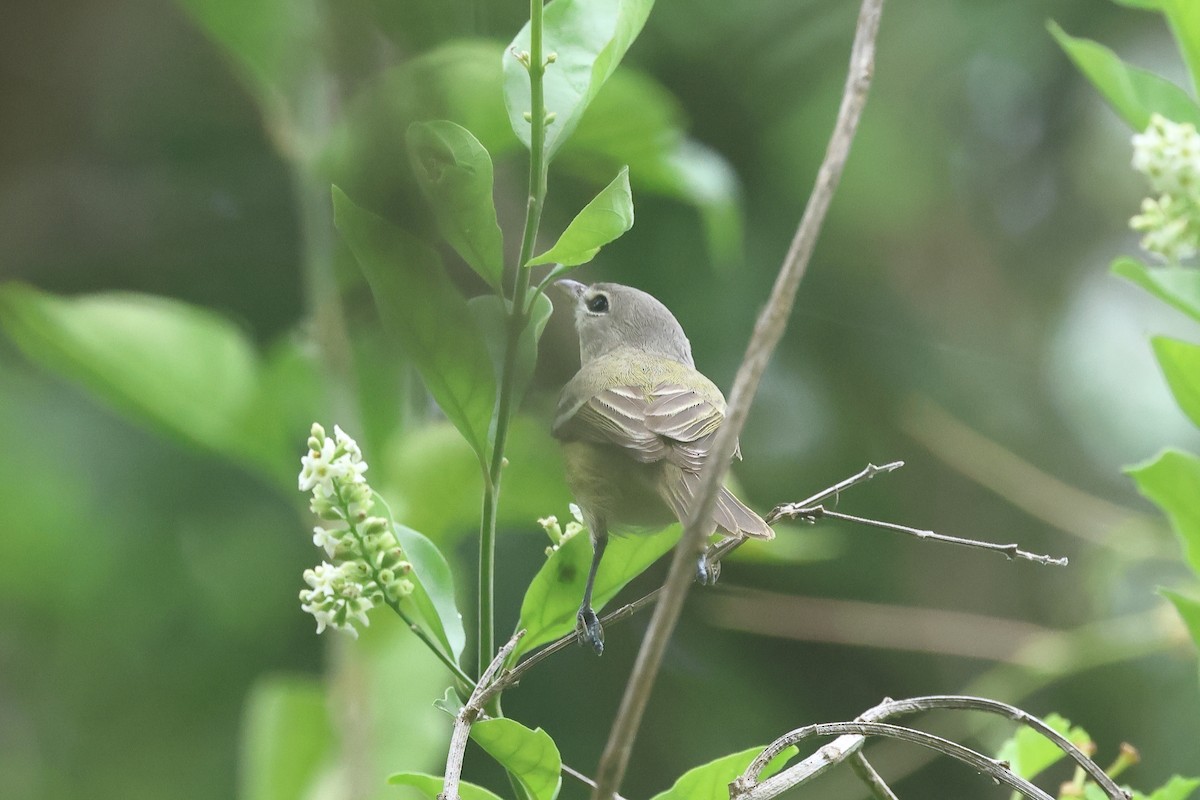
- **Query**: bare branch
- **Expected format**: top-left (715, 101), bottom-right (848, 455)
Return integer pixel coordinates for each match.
top-left (733, 720), bottom-right (1056, 800)
top-left (439, 632), bottom-right (524, 800)
top-left (778, 506), bottom-right (1069, 566)
top-left (590, 3), bottom-right (886, 795)
top-left (732, 695), bottom-right (1130, 800)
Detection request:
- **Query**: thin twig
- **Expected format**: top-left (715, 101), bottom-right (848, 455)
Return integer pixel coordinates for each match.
top-left (439, 632), bottom-right (524, 800)
top-left (780, 506), bottom-right (1069, 566)
top-left (732, 695), bottom-right (1129, 800)
top-left (590, 3), bottom-right (885, 795)
top-left (847, 753), bottom-right (899, 800)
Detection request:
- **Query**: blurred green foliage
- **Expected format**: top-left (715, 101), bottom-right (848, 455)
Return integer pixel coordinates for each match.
top-left (3, 0), bottom-right (1200, 799)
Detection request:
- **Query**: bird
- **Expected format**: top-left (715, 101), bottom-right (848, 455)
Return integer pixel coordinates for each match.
top-left (551, 279), bottom-right (773, 654)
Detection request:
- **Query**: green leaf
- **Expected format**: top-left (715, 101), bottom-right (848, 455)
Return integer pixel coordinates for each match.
top-left (407, 120), bottom-right (505, 290)
top-left (1160, 0), bottom-right (1200, 96)
top-left (389, 772), bottom-right (504, 800)
top-left (1161, 589), bottom-right (1200, 658)
top-left (323, 40), bottom-right (518, 206)
top-left (385, 416), bottom-right (571, 541)
top-left (1137, 775), bottom-right (1200, 800)
top-left (1153, 337), bottom-right (1200, 429)
top-left (528, 167), bottom-right (634, 267)
top-left (648, 745), bottom-right (798, 800)
top-left (394, 523), bottom-right (466, 662)
top-left (239, 676), bottom-right (334, 800)
top-left (1113, 258), bottom-right (1200, 323)
top-left (433, 687), bottom-right (463, 718)
top-left (562, 69), bottom-right (741, 266)
top-left (468, 292), bottom-right (555, 410)
top-left (0, 284), bottom-right (261, 459)
top-left (471, 718), bottom-right (562, 800)
top-left (994, 713), bottom-right (1092, 781)
top-left (1049, 22), bottom-right (1200, 130)
top-left (333, 186), bottom-right (496, 466)
top-left (504, 0), bottom-right (656, 159)
top-left (512, 525), bottom-right (679, 658)
top-left (1128, 449), bottom-right (1200, 576)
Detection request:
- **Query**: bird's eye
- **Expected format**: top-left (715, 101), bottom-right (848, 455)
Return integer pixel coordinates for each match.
top-left (586, 294), bottom-right (610, 314)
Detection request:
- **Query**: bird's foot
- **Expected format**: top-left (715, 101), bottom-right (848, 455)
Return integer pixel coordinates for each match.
top-left (696, 553), bottom-right (721, 585)
top-left (576, 606), bottom-right (604, 655)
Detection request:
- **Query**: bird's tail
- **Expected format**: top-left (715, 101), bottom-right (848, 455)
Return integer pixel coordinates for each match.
top-left (662, 468), bottom-right (774, 540)
top-left (715, 486), bottom-right (774, 539)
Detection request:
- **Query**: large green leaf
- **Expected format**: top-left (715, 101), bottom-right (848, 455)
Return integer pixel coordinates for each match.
top-left (512, 525), bottom-right (679, 658)
top-left (994, 713), bottom-right (1092, 781)
top-left (1137, 775), bottom-right (1200, 800)
top-left (1128, 449), bottom-right (1200, 576)
top-left (394, 523), bottom-right (466, 662)
top-left (528, 167), bottom-right (634, 267)
top-left (1049, 22), bottom-right (1200, 130)
top-left (504, 0), bottom-right (656, 159)
top-left (407, 120), bottom-right (505, 290)
top-left (468, 292), bottom-right (555, 409)
top-left (1113, 258), bottom-right (1200, 324)
top-left (1160, 589), bottom-right (1200, 655)
top-left (389, 772), bottom-right (504, 800)
top-left (323, 40), bottom-right (518, 204)
top-left (471, 718), bottom-right (562, 800)
top-left (333, 186), bottom-right (496, 466)
top-left (0, 284), bottom-right (263, 460)
top-left (648, 745), bottom-right (798, 800)
top-left (239, 676), bottom-right (334, 800)
top-left (1153, 337), bottom-right (1200, 429)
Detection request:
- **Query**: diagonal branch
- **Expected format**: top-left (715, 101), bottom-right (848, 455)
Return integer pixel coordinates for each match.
top-left (589, 1), bottom-right (886, 797)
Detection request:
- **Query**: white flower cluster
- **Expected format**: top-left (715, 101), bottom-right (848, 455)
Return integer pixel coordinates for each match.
top-left (537, 503), bottom-right (586, 556)
top-left (298, 423), bottom-right (414, 638)
top-left (1130, 114), bottom-right (1200, 263)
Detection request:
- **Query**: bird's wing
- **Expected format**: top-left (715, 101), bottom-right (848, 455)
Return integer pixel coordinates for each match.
top-left (553, 382), bottom-right (725, 471)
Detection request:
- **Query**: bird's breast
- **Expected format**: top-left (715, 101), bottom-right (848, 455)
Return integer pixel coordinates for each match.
top-left (561, 441), bottom-right (677, 530)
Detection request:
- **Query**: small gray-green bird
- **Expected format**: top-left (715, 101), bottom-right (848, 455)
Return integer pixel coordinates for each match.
top-left (552, 280), bottom-right (773, 654)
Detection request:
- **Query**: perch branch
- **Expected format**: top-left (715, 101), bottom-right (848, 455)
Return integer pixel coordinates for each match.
top-left (590, 1), bottom-right (885, 795)
top-left (439, 632), bottom-right (524, 800)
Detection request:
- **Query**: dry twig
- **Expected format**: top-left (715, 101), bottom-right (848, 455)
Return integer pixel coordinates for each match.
top-left (731, 695), bottom-right (1130, 800)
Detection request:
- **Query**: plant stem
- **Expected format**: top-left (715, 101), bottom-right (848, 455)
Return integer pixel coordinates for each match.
top-left (476, 0), bottom-right (549, 682)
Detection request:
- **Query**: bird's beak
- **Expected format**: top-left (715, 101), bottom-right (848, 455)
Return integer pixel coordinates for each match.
top-left (553, 278), bottom-right (587, 300)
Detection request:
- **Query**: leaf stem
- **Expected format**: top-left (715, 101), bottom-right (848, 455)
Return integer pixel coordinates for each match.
top-left (477, 0), bottom-right (549, 681)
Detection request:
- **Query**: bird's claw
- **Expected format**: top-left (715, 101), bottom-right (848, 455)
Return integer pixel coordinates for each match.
top-left (576, 607), bottom-right (604, 655)
top-left (696, 554), bottom-right (721, 585)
